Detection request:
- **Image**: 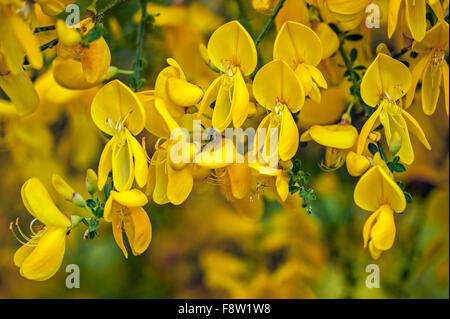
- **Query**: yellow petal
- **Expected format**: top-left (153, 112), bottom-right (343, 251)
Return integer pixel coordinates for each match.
top-left (127, 207), bottom-right (152, 256)
top-left (231, 69), bottom-right (250, 128)
top-left (91, 80), bottom-right (146, 136)
top-left (356, 104), bottom-right (383, 154)
top-left (36, 0), bottom-right (74, 16)
top-left (9, 13), bottom-right (43, 70)
top-left (253, 59), bottom-right (305, 113)
top-left (111, 214), bottom-right (128, 258)
top-left (153, 150), bottom-right (170, 205)
top-left (52, 58), bottom-right (101, 90)
top-left (421, 60), bottom-right (443, 115)
top-left (167, 77), bottom-right (204, 107)
top-left (154, 59), bottom-right (187, 118)
top-left (19, 227), bottom-right (67, 281)
top-left (81, 37), bottom-right (111, 84)
top-left (207, 20), bottom-right (257, 76)
top-left (303, 124), bottom-right (358, 149)
top-left (0, 9), bottom-right (24, 74)
top-left (354, 166), bottom-right (406, 213)
top-left (21, 178), bottom-right (71, 228)
top-left (401, 110), bottom-right (431, 150)
top-left (388, 0), bottom-right (402, 38)
top-left (211, 76), bottom-right (233, 131)
top-left (361, 53), bottom-right (412, 106)
top-left (368, 241), bottom-right (383, 259)
top-left (98, 138), bottom-right (114, 191)
top-left (111, 189), bottom-right (148, 209)
top-left (274, 21), bottom-right (323, 67)
top-left (405, 0), bottom-right (427, 41)
top-left (227, 163), bottom-right (252, 199)
top-left (443, 60), bottom-right (449, 116)
top-left (314, 23), bottom-right (339, 59)
top-left (195, 138), bottom-right (236, 169)
top-left (346, 151), bottom-right (371, 177)
top-left (56, 19), bottom-right (81, 47)
top-left (276, 174), bottom-right (289, 202)
top-left (305, 64), bottom-right (327, 89)
top-left (363, 208), bottom-right (381, 248)
top-left (371, 205), bottom-right (396, 250)
top-left (197, 75), bottom-right (222, 126)
top-left (279, 107), bottom-right (299, 161)
top-left (405, 52), bottom-right (433, 108)
top-left (127, 132), bottom-right (149, 188)
top-left (167, 164), bottom-right (193, 205)
top-left (0, 72), bottom-right (39, 116)
top-left (111, 139), bottom-right (135, 192)
top-left (295, 63), bottom-right (313, 95)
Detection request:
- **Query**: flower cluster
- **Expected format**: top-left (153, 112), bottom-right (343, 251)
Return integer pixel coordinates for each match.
top-left (1, 0), bottom-right (448, 283)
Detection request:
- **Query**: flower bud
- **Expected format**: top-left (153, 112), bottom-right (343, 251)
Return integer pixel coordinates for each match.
top-left (52, 174), bottom-right (86, 207)
top-left (389, 131), bottom-right (402, 156)
top-left (252, 0), bottom-right (275, 13)
top-left (56, 20), bottom-right (81, 47)
top-left (369, 131), bottom-right (382, 142)
top-left (346, 151), bottom-right (371, 176)
top-left (86, 169), bottom-right (98, 195)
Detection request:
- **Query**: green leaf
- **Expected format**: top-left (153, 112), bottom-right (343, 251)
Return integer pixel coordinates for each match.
top-left (350, 49), bottom-right (358, 62)
top-left (95, 206), bottom-right (104, 218)
top-left (404, 192), bottom-right (413, 203)
top-left (86, 199), bottom-right (96, 209)
top-left (104, 181), bottom-right (113, 199)
top-left (396, 181), bottom-right (405, 190)
top-left (393, 163), bottom-right (406, 173)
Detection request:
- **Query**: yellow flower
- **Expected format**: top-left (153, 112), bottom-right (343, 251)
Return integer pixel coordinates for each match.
top-left (388, 0), bottom-right (427, 41)
top-left (139, 93), bottom-right (197, 205)
top-left (0, 1), bottom-right (43, 74)
top-left (198, 20), bottom-right (257, 131)
top-left (274, 21), bottom-right (327, 103)
top-left (0, 53), bottom-right (39, 116)
top-left (91, 80), bottom-right (148, 192)
top-left (358, 53), bottom-right (431, 165)
top-left (301, 120), bottom-right (358, 171)
top-left (317, 0), bottom-right (371, 31)
top-left (53, 17), bottom-right (111, 89)
top-left (346, 151), bottom-right (371, 177)
top-left (155, 58), bottom-right (204, 118)
top-left (354, 165), bottom-right (406, 259)
top-left (12, 178), bottom-right (71, 281)
top-left (253, 59), bottom-right (305, 162)
top-left (252, 0), bottom-right (276, 13)
top-left (56, 19), bottom-right (81, 47)
top-left (406, 22), bottom-right (449, 116)
top-left (104, 189), bottom-right (151, 258)
top-left (34, 0), bottom-right (76, 16)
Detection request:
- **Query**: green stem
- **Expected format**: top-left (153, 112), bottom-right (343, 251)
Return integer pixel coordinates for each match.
top-left (132, 0), bottom-right (148, 92)
top-left (116, 69), bottom-right (135, 75)
top-left (97, 0), bottom-right (126, 17)
top-left (345, 96), bottom-right (356, 116)
top-left (254, 0), bottom-right (286, 45)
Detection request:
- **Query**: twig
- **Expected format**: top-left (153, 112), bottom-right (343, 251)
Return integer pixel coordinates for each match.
top-left (131, 0), bottom-right (149, 91)
top-left (254, 0), bottom-right (286, 45)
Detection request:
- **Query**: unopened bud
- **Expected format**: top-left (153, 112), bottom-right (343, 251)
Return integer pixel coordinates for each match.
top-left (86, 169), bottom-right (98, 195)
top-left (369, 131), bottom-right (382, 142)
top-left (346, 151), bottom-right (371, 177)
top-left (56, 20), bottom-right (81, 47)
top-left (52, 174), bottom-right (86, 207)
top-left (389, 131), bottom-right (402, 156)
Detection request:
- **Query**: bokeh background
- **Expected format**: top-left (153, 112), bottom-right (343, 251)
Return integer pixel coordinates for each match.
top-left (0, 0), bottom-right (448, 298)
